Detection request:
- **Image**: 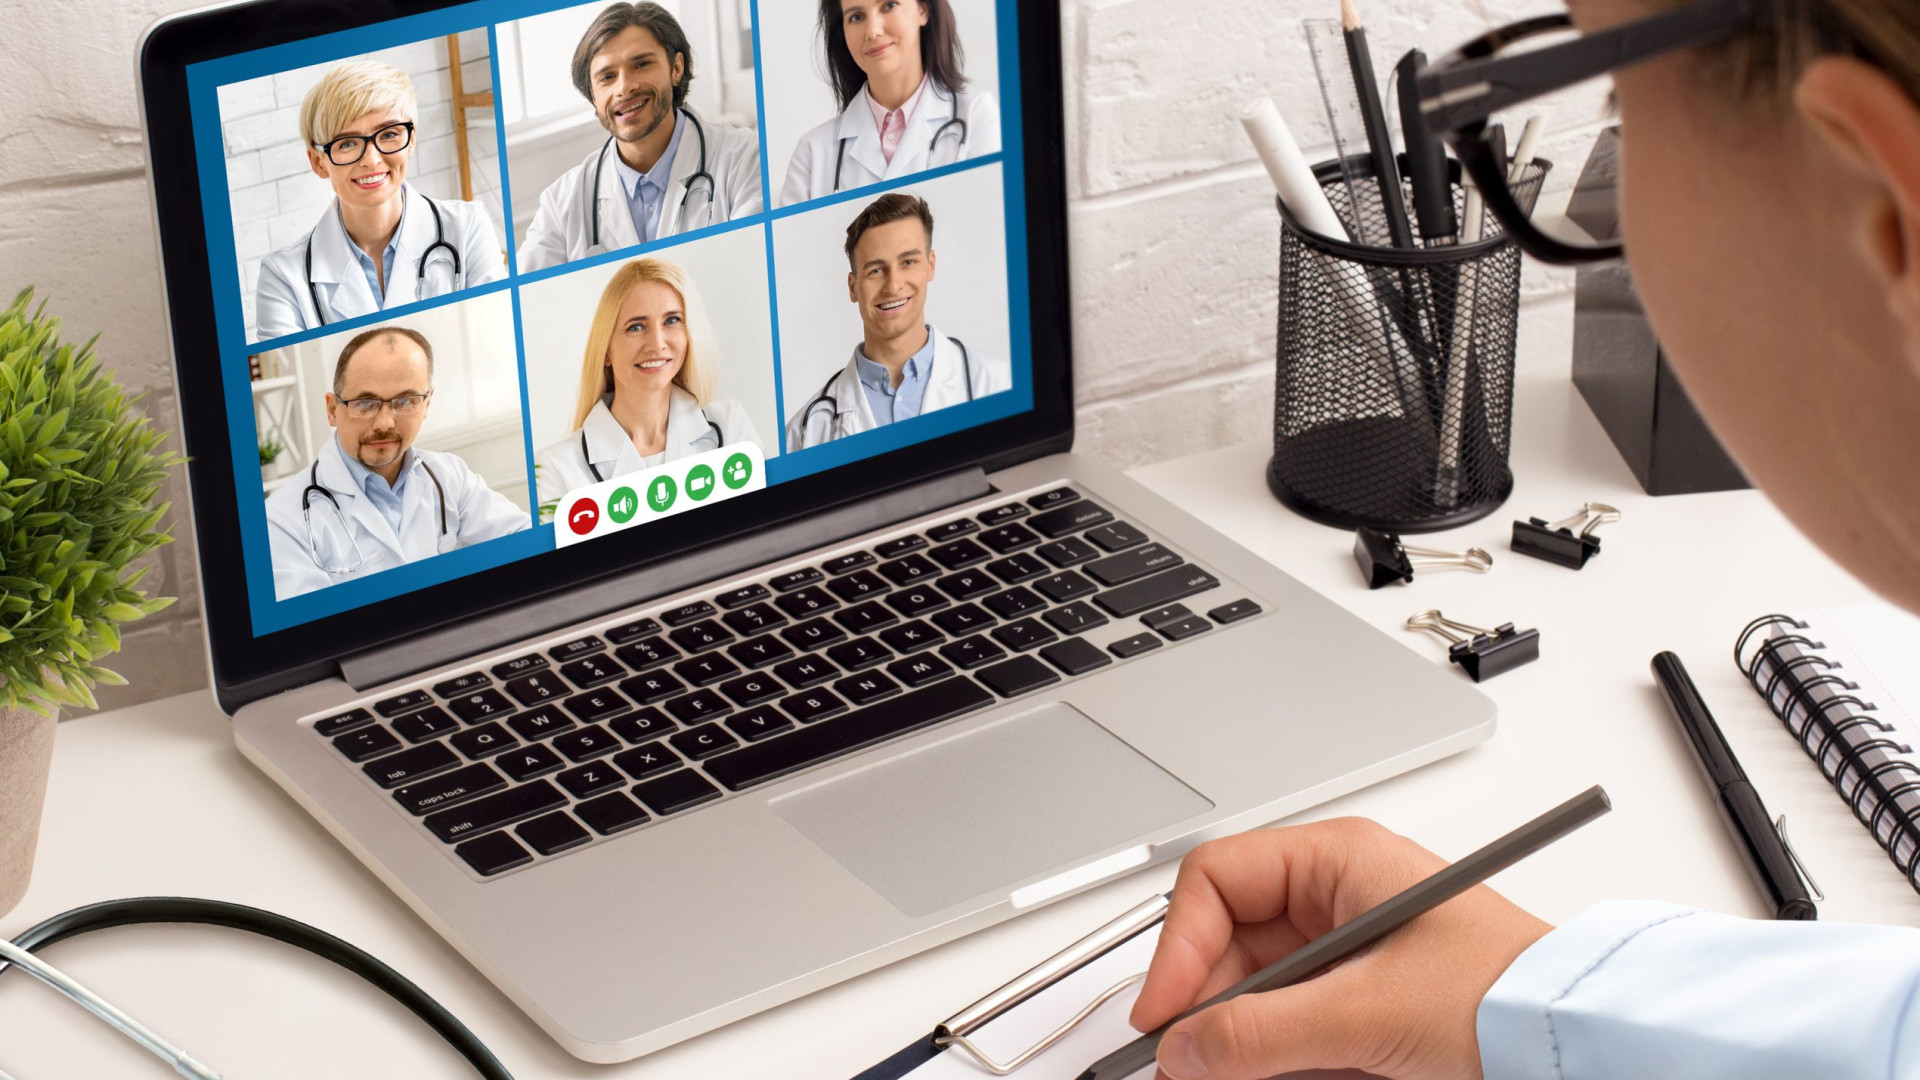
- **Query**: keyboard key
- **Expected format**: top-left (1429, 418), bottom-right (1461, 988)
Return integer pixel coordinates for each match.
top-left (564, 688), bottom-right (632, 724)
top-left (669, 620), bottom-right (734, 654)
top-left (928, 519), bottom-right (980, 543)
top-left (729, 633), bottom-right (796, 669)
top-left (498, 743), bottom-right (567, 782)
top-left (1140, 604), bottom-right (1196, 631)
top-left (726, 706), bottom-right (795, 743)
top-left (1045, 602), bottom-right (1109, 636)
top-left (1086, 544), bottom-right (1185, 588)
top-left (1028, 487), bottom-right (1081, 511)
top-left (1095, 567), bottom-right (1221, 618)
top-left (557, 762), bottom-right (625, 799)
top-left (313, 708), bottom-right (375, 738)
top-left (362, 742), bottom-right (460, 789)
top-left (670, 723), bottom-right (740, 760)
top-left (826, 569), bottom-right (888, 604)
top-left (614, 636), bottom-right (678, 672)
top-left (775, 585), bottom-right (840, 620)
top-left (674, 653), bottom-right (742, 687)
top-left (879, 620), bottom-right (943, 654)
top-left (705, 679), bottom-right (996, 791)
top-left (827, 637), bottom-right (892, 671)
top-left (392, 706), bottom-right (460, 743)
top-left (621, 671), bottom-right (687, 705)
top-left (505, 670), bottom-right (569, 707)
top-left (977, 656), bottom-right (1063, 698)
top-left (782, 688), bottom-right (850, 724)
top-left (770, 568), bottom-right (823, 592)
top-left (933, 603), bottom-right (996, 636)
top-left (782, 617), bottom-right (848, 652)
top-left (987, 552), bottom-right (1050, 583)
top-left (1036, 536), bottom-right (1100, 567)
top-left (604, 618), bottom-right (661, 645)
top-left (665, 689), bottom-right (733, 725)
top-left (940, 634), bottom-right (1009, 671)
top-left (333, 725), bottom-right (402, 762)
top-left (1030, 501), bottom-right (1115, 539)
top-left (716, 584), bottom-right (770, 610)
top-left (722, 603), bottom-right (787, 637)
top-left (984, 587), bottom-right (1047, 620)
top-left (937, 568), bottom-right (1000, 601)
top-left (835, 671), bottom-right (902, 707)
top-left (663, 601), bottom-right (718, 627)
top-left (394, 763), bottom-right (505, 816)
top-left (451, 723), bottom-right (518, 760)
top-left (1041, 637), bottom-right (1114, 677)
top-left (516, 812), bottom-right (592, 856)
top-left (980, 523), bottom-right (1042, 554)
top-left (822, 551), bottom-right (876, 575)
top-left (875, 535), bottom-right (929, 558)
top-left (633, 770), bottom-right (723, 815)
top-left (455, 832), bottom-right (532, 876)
top-left (885, 585), bottom-right (949, 619)
top-left (887, 652), bottom-right (955, 688)
top-left (507, 704), bottom-right (576, 742)
top-left (1035, 571), bottom-right (1098, 604)
top-left (574, 792), bottom-right (650, 835)
top-left (1086, 522), bottom-right (1150, 552)
top-left (613, 742), bottom-right (683, 781)
top-left (554, 724), bottom-right (623, 762)
top-left (432, 672), bottom-right (492, 699)
top-left (1157, 615), bottom-right (1213, 641)
top-left (610, 708), bottom-right (676, 745)
top-left (560, 653), bottom-right (622, 689)
top-left (834, 600), bottom-right (899, 636)
top-left (878, 554), bottom-right (941, 587)
top-left (1210, 599), bottom-right (1263, 624)
top-left (491, 654), bottom-right (548, 681)
top-left (978, 503), bottom-right (1030, 527)
top-left (375, 690), bottom-right (433, 718)
top-left (1109, 633), bottom-right (1164, 659)
top-left (929, 538), bottom-right (991, 571)
top-left (992, 619), bottom-right (1059, 653)
top-left (774, 655), bottom-right (839, 689)
top-left (448, 688), bottom-right (515, 724)
top-left (720, 672), bottom-right (785, 707)
top-left (549, 636), bottom-right (606, 663)
top-left (425, 780), bottom-right (565, 843)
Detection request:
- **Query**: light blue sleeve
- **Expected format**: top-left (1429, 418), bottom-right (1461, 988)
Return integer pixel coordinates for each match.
top-left (1479, 900), bottom-right (1920, 1080)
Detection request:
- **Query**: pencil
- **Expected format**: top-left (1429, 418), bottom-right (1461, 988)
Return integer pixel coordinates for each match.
top-left (1342, 0), bottom-right (1414, 248)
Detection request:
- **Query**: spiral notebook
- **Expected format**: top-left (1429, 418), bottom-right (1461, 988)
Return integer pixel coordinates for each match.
top-left (1738, 603), bottom-right (1920, 894)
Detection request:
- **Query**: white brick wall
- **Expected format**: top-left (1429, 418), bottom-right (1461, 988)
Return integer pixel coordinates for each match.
top-left (0, 0), bottom-right (1601, 708)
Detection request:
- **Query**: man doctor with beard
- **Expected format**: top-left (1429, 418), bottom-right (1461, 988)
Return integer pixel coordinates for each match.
top-left (785, 192), bottom-right (1008, 449)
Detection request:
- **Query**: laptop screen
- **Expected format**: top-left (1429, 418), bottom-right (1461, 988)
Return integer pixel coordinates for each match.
top-left (177, 0), bottom-right (1037, 639)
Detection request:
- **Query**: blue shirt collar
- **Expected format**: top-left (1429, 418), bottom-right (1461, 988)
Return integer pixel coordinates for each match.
top-left (339, 186), bottom-right (407, 282)
top-left (612, 109), bottom-right (685, 199)
top-left (855, 330), bottom-right (936, 396)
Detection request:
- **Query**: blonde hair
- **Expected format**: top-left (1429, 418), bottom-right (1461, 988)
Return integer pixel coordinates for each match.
top-left (300, 61), bottom-right (418, 147)
top-left (1677, 0), bottom-right (1920, 107)
top-left (571, 259), bottom-right (718, 432)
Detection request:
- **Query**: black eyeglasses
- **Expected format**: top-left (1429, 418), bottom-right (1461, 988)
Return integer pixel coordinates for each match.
top-left (1415, 0), bottom-right (1765, 264)
top-left (314, 121), bottom-right (415, 167)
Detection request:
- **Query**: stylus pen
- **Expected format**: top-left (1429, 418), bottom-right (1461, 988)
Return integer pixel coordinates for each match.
top-left (1075, 786), bottom-right (1612, 1080)
top-left (1652, 651), bottom-right (1818, 920)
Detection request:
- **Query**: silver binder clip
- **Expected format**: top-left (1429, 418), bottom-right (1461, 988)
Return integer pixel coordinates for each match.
top-left (1774, 814), bottom-right (1826, 902)
top-left (1512, 502), bottom-right (1620, 570)
top-left (1406, 610), bottom-right (1541, 682)
top-left (933, 895), bottom-right (1169, 1075)
top-left (1354, 527), bottom-right (1493, 589)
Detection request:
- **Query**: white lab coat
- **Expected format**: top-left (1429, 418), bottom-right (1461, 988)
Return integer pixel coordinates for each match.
top-left (535, 388), bottom-right (762, 508)
top-left (785, 328), bottom-right (1008, 450)
top-left (254, 185), bottom-right (505, 343)
top-left (777, 82), bottom-right (1000, 208)
top-left (264, 435), bottom-right (530, 600)
top-left (520, 108), bottom-right (764, 273)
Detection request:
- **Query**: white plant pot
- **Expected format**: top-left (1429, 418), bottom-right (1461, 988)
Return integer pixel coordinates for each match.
top-left (0, 706), bottom-right (56, 919)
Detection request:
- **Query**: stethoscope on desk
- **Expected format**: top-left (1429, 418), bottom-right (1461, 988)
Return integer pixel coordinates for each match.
top-left (300, 457), bottom-right (448, 575)
top-left (801, 337), bottom-right (972, 441)
top-left (579, 415), bottom-right (724, 483)
top-left (303, 192), bottom-right (462, 326)
top-left (833, 116), bottom-right (968, 190)
top-left (590, 107), bottom-right (715, 249)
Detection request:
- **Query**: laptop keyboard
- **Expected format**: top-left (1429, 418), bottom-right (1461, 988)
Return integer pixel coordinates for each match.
top-left (308, 485), bottom-right (1265, 879)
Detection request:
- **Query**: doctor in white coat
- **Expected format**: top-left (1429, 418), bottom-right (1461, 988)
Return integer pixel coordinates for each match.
top-left (537, 257), bottom-right (763, 509)
top-left (778, 0), bottom-right (1000, 208)
top-left (254, 61), bottom-right (505, 343)
top-left (519, 3), bottom-right (762, 273)
top-left (265, 327), bottom-right (529, 600)
top-left (787, 193), bottom-right (1007, 450)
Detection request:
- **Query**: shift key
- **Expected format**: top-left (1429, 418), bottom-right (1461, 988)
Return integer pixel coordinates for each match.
top-left (1094, 566), bottom-right (1221, 618)
top-left (424, 780), bottom-right (566, 843)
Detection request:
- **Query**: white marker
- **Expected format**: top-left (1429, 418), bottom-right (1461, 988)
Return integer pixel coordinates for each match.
top-left (1241, 97), bottom-right (1351, 241)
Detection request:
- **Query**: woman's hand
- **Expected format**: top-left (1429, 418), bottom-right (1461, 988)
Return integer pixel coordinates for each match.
top-left (1129, 818), bottom-right (1553, 1080)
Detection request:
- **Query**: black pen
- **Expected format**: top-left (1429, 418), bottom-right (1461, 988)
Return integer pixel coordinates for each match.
top-left (1652, 652), bottom-right (1817, 920)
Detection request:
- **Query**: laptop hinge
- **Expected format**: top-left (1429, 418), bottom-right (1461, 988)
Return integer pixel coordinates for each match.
top-left (337, 466), bottom-right (995, 692)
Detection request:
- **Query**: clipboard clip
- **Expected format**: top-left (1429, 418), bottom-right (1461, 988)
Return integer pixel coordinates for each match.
top-left (932, 895), bottom-right (1169, 1075)
top-left (1406, 610), bottom-right (1541, 682)
top-left (1354, 527), bottom-right (1493, 589)
top-left (1512, 502), bottom-right (1620, 569)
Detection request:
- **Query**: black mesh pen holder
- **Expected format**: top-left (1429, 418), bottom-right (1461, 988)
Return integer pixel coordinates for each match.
top-left (1268, 157), bottom-right (1550, 532)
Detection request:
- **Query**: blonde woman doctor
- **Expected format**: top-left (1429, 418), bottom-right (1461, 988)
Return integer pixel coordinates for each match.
top-left (536, 258), bottom-right (761, 508)
top-left (776, 0), bottom-right (999, 208)
top-left (254, 62), bottom-right (505, 343)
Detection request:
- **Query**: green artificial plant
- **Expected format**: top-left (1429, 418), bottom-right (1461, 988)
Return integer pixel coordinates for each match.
top-left (0, 287), bottom-right (181, 716)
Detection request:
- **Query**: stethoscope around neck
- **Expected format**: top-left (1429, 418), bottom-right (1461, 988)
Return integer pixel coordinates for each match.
top-left (303, 191), bottom-right (461, 326)
top-left (300, 457), bottom-right (448, 575)
top-left (833, 114), bottom-right (968, 191)
top-left (803, 336), bottom-right (972, 442)
top-left (590, 106), bottom-right (715, 249)
top-left (580, 414), bottom-right (725, 484)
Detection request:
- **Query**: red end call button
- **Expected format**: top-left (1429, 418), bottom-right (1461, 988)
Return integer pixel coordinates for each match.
top-left (566, 498), bottom-right (600, 536)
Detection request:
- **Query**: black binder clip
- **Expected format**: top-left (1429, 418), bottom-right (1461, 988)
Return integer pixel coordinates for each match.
top-left (1512, 503), bottom-right (1620, 570)
top-left (1406, 610), bottom-right (1541, 682)
top-left (1354, 527), bottom-right (1493, 589)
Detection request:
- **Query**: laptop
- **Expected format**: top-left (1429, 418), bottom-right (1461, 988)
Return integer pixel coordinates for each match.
top-left (138, 0), bottom-right (1494, 1062)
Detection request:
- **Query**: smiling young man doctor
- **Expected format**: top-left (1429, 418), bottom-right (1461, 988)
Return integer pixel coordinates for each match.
top-left (519, 3), bottom-right (762, 273)
top-left (785, 192), bottom-right (1008, 449)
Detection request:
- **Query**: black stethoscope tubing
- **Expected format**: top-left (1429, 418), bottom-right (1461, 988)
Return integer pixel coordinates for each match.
top-left (582, 416), bottom-right (725, 484)
top-left (590, 107), bottom-right (715, 250)
top-left (302, 457), bottom-right (449, 541)
top-left (303, 191), bottom-right (461, 327)
top-left (833, 116), bottom-right (968, 191)
top-left (804, 337), bottom-right (972, 436)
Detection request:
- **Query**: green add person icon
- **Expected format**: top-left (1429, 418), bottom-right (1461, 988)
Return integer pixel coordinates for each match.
top-left (722, 452), bottom-right (753, 490)
top-left (685, 464), bottom-right (718, 502)
top-left (647, 475), bottom-right (677, 513)
top-left (608, 486), bottom-right (640, 524)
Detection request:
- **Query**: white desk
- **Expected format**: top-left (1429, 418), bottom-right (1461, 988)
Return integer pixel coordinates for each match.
top-left (5, 332), bottom-right (1918, 1079)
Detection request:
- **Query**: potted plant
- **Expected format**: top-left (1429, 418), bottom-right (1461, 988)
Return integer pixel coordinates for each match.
top-left (259, 436), bottom-right (284, 482)
top-left (0, 287), bottom-right (180, 918)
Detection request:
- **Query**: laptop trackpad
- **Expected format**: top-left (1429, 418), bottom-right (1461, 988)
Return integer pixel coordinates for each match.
top-left (769, 703), bottom-right (1213, 917)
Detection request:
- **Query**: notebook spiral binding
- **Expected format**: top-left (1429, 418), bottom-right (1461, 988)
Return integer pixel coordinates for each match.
top-left (1736, 615), bottom-right (1920, 895)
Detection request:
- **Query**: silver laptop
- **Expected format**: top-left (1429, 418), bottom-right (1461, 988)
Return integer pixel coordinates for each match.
top-left (139, 0), bottom-right (1493, 1061)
